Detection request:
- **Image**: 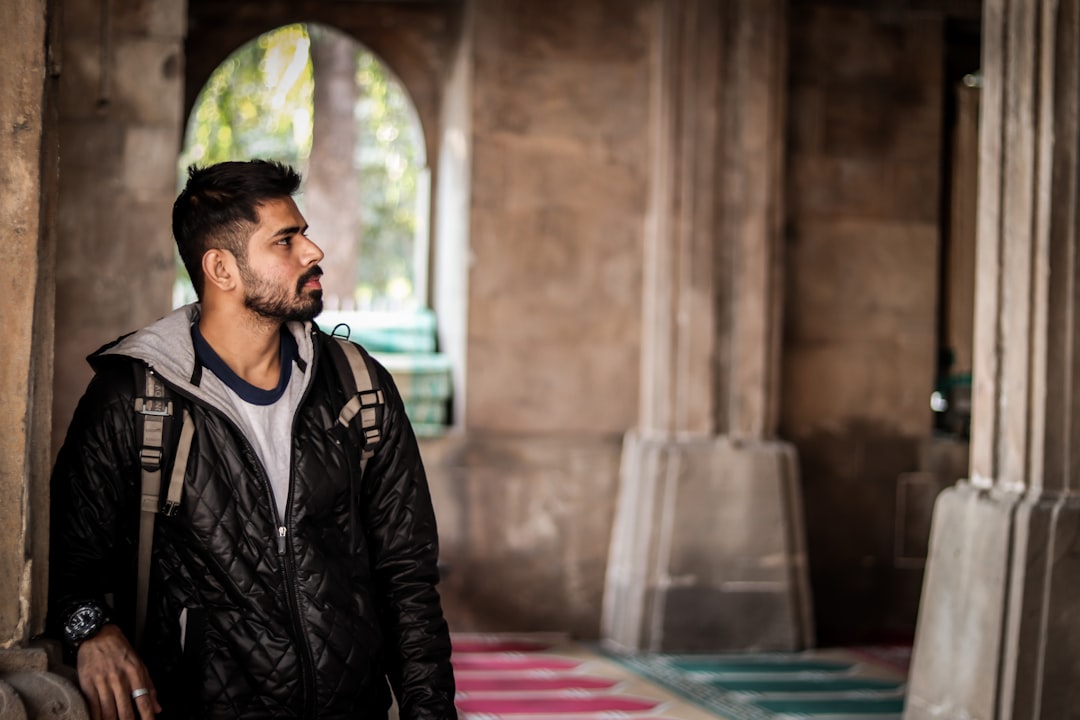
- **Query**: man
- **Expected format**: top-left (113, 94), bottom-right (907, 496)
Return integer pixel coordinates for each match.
top-left (48, 160), bottom-right (457, 720)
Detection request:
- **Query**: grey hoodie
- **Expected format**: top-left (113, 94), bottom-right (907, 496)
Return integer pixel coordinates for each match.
top-left (102, 303), bottom-right (315, 519)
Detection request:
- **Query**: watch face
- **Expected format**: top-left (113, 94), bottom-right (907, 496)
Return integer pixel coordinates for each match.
top-left (64, 604), bottom-right (105, 644)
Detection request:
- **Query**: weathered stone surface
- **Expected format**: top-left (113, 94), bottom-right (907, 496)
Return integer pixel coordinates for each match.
top-left (2, 671), bottom-right (89, 720)
top-left (52, 0), bottom-right (184, 456)
top-left (0, 650), bottom-right (48, 674)
top-left (0, 680), bottom-right (28, 720)
top-left (604, 434), bottom-right (812, 652)
top-left (1035, 498), bottom-right (1080, 719)
top-left (944, 84), bottom-right (979, 376)
top-left (0, 0), bottom-right (51, 649)
top-left (57, 40), bottom-right (105, 118)
top-left (600, 0), bottom-right (801, 653)
top-left (789, 158), bottom-right (939, 221)
top-left (430, 432), bottom-right (622, 638)
top-left (113, 0), bottom-right (187, 37)
top-left (907, 486), bottom-right (1080, 720)
top-left (468, 207), bottom-right (643, 333)
top-left (432, 21), bottom-right (471, 431)
top-left (892, 438), bottom-right (969, 562)
top-left (465, 0), bottom-right (650, 436)
top-left (466, 337), bottom-right (641, 435)
top-left (906, 483), bottom-right (1013, 719)
top-left (475, 0), bottom-right (648, 63)
top-left (910, 4), bottom-right (1080, 713)
top-left (783, 339), bottom-right (935, 438)
top-left (783, 3), bottom-right (944, 644)
top-left (111, 38), bottom-right (183, 123)
top-left (123, 127), bottom-right (184, 197)
top-left (785, 221), bottom-right (939, 344)
top-left (61, 0), bottom-right (102, 41)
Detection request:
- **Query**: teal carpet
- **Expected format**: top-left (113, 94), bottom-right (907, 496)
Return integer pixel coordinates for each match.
top-left (606, 649), bottom-right (908, 719)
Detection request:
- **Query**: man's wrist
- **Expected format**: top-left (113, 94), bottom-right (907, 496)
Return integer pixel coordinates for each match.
top-left (62, 602), bottom-right (113, 654)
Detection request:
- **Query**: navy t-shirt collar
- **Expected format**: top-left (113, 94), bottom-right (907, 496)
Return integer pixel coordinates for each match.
top-left (191, 324), bottom-right (297, 406)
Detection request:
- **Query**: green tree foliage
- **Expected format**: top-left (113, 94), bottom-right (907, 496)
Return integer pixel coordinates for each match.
top-left (354, 52), bottom-right (425, 308)
top-left (176, 23), bottom-right (425, 311)
top-left (180, 24), bottom-right (314, 178)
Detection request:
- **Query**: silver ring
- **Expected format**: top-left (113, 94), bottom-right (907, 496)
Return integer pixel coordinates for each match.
top-left (131, 688), bottom-right (150, 700)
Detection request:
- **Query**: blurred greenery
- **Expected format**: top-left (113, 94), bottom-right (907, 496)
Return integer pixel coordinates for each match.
top-left (175, 23), bottom-right (426, 311)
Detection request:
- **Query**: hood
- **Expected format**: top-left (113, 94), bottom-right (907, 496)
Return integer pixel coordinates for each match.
top-left (94, 303), bottom-right (316, 413)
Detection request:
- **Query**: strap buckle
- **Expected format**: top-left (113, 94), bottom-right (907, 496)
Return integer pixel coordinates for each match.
top-left (358, 389), bottom-right (384, 408)
top-left (134, 397), bottom-right (173, 417)
top-left (139, 447), bottom-right (163, 471)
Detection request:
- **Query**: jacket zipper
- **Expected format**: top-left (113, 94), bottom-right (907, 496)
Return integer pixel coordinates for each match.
top-left (281, 328), bottom-right (320, 720)
top-left (147, 337), bottom-right (321, 717)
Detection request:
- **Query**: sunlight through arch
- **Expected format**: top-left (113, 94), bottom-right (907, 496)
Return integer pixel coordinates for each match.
top-left (176, 23), bottom-right (430, 317)
top-left (178, 23), bottom-right (450, 436)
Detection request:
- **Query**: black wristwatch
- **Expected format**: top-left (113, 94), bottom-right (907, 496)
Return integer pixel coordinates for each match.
top-left (62, 603), bottom-right (112, 651)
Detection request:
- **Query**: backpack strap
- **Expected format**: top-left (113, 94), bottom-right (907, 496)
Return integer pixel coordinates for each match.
top-left (131, 337), bottom-right (379, 648)
top-left (133, 365), bottom-right (191, 648)
top-left (328, 337), bottom-right (384, 464)
top-left (325, 336), bottom-right (385, 554)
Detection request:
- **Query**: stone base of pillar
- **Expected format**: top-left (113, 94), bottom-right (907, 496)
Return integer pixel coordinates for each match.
top-left (906, 481), bottom-right (1080, 720)
top-left (0, 647), bottom-right (87, 719)
top-left (601, 431), bottom-right (814, 653)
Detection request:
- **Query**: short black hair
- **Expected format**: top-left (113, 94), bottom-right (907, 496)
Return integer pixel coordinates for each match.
top-left (172, 160), bottom-right (302, 297)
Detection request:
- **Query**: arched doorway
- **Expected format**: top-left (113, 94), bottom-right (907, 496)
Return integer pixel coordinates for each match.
top-left (179, 23), bottom-right (451, 435)
top-left (178, 23), bottom-right (428, 311)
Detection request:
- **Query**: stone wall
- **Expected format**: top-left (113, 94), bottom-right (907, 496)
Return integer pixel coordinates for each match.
top-left (782, 2), bottom-right (944, 643)
top-left (0, 0), bottom-right (58, 646)
top-left (52, 0), bottom-right (187, 455)
top-left (433, 0), bottom-right (652, 637)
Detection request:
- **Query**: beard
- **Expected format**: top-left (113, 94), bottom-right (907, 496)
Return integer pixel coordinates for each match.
top-left (241, 264), bottom-right (324, 323)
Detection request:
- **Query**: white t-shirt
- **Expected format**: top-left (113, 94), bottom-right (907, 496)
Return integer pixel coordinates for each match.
top-left (191, 324), bottom-right (311, 521)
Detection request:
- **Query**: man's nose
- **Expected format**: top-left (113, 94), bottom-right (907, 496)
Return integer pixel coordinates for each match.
top-left (302, 235), bottom-right (325, 265)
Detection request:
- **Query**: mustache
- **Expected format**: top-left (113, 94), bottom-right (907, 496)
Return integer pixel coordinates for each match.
top-left (298, 266), bottom-right (324, 291)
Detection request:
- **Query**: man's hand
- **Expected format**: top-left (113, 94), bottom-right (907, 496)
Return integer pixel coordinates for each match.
top-left (76, 625), bottom-right (162, 720)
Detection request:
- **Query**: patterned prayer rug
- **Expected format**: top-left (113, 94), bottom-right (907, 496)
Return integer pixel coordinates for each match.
top-left (451, 634), bottom-right (911, 720)
top-left (606, 647), bottom-right (911, 719)
top-left (452, 633), bottom-right (722, 720)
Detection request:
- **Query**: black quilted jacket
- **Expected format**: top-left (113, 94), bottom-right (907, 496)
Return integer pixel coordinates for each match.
top-left (48, 314), bottom-right (457, 720)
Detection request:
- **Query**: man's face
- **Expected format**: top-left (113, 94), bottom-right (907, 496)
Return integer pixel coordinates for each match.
top-left (237, 197), bottom-right (326, 323)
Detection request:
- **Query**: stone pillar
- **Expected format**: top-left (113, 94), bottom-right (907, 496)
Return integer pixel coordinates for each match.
top-left (906, 1), bottom-right (1080, 718)
top-left (0, 0), bottom-right (58, 652)
top-left (602, 0), bottom-right (813, 652)
top-left (1, 0), bottom-right (92, 716)
top-left (53, 0), bottom-right (187, 455)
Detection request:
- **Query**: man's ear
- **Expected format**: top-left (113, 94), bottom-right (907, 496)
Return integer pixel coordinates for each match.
top-left (202, 249), bottom-right (239, 293)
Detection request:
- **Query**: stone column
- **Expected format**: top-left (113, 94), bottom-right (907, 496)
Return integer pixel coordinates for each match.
top-left (1, 0), bottom-right (91, 716)
top-left (53, 0), bottom-right (187, 455)
top-left (602, 0), bottom-right (813, 652)
top-left (0, 0), bottom-right (57, 653)
top-left (906, 1), bottom-right (1080, 718)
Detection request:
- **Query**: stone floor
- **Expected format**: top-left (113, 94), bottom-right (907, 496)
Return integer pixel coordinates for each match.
top-left (451, 633), bottom-right (911, 720)
top-left (2, 634), bottom-right (911, 719)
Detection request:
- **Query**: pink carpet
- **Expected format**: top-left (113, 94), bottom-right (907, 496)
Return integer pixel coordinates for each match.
top-left (453, 654), bottom-right (583, 672)
top-left (452, 635), bottom-right (672, 718)
top-left (456, 675), bottom-right (619, 693)
top-left (456, 695), bottom-right (662, 714)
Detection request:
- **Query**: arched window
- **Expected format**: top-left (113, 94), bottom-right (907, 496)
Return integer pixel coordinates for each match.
top-left (179, 24), bottom-right (450, 436)
top-left (176, 23), bottom-right (429, 314)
